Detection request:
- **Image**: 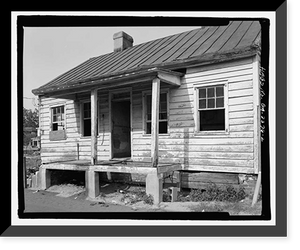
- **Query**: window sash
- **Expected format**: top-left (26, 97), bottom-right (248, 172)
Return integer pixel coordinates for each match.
top-left (198, 85), bottom-right (224, 111)
top-left (51, 106), bottom-right (65, 131)
top-left (145, 93), bottom-right (168, 122)
top-left (81, 101), bottom-right (99, 137)
top-left (195, 83), bottom-right (228, 133)
top-left (144, 92), bottom-right (168, 134)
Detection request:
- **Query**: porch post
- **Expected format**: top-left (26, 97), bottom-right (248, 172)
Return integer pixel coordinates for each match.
top-left (91, 89), bottom-right (98, 165)
top-left (151, 77), bottom-right (160, 167)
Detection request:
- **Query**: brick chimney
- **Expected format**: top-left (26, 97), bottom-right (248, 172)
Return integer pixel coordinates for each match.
top-left (113, 31), bottom-right (134, 52)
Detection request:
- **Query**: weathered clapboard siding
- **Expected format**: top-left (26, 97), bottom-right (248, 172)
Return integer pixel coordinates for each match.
top-left (130, 57), bottom-right (256, 173)
top-left (39, 92), bottom-right (111, 163)
top-left (39, 56), bottom-right (258, 173)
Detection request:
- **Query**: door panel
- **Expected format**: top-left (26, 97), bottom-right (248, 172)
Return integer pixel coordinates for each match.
top-left (111, 100), bottom-right (131, 158)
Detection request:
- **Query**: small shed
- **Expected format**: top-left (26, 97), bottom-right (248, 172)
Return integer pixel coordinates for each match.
top-left (32, 21), bottom-right (262, 203)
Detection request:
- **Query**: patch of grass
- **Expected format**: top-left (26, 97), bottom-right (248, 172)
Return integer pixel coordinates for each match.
top-left (179, 183), bottom-right (247, 202)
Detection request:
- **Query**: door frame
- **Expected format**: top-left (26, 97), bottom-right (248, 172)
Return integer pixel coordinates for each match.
top-left (109, 87), bottom-right (132, 159)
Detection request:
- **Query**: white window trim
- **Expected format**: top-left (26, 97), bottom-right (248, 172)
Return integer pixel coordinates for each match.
top-left (193, 80), bottom-right (229, 136)
top-left (80, 99), bottom-right (100, 138)
top-left (142, 88), bottom-right (170, 136)
top-left (49, 103), bottom-right (67, 132)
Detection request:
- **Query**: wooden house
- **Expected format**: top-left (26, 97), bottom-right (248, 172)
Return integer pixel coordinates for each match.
top-left (32, 21), bottom-right (262, 204)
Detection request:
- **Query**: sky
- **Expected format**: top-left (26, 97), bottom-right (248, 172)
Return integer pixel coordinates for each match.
top-left (23, 26), bottom-right (199, 110)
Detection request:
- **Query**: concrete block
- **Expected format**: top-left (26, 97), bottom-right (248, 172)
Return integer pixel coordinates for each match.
top-left (169, 187), bottom-right (178, 202)
top-left (31, 174), bottom-right (37, 189)
top-left (146, 173), bottom-right (162, 205)
top-left (39, 168), bottom-right (51, 190)
top-left (86, 170), bottom-right (100, 198)
top-left (26, 178), bottom-right (32, 188)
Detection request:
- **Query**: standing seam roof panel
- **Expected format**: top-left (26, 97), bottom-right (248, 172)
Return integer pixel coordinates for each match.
top-left (176, 26), bottom-right (219, 60)
top-left (235, 21), bottom-right (261, 49)
top-left (231, 21), bottom-right (254, 50)
top-left (71, 52), bottom-right (118, 81)
top-left (132, 32), bottom-right (187, 68)
top-left (218, 21), bottom-right (253, 52)
top-left (166, 27), bottom-right (209, 62)
top-left (92, 34), bottom-right (176, 77)
top-left (114, 34), bottom-right (171, 72)
top-left (153, 28), bottom-right (201, 65)
top-left (88, 44), bottom-right (143, 77)
top-left (189, 25), bottom-right (231, 57)
top-left (141, 29), bottom-right (195, 66)
top-left (61, 54), bottom-right (112, 84)
top-left (214, 21), bottom-right (243, 53)
top-left (120, 34), bottom-right (176, 71)
top-left (204, 21), bottom-right (241, 54)
top-left (102, 34), bottom-right (166, 74)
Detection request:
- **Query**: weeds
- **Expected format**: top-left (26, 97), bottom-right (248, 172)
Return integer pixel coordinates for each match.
top-left (179, 183), bottom-right (246, 202)
top-left (121, 190), bottom-right (154, 205)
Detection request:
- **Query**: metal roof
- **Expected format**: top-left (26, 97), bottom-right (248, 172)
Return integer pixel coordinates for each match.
top-left (32, 21), bottom-right (261, 95)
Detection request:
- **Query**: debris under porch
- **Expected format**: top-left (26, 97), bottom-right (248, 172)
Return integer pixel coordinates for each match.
top-left (38, 158), bottom-right (182, 204)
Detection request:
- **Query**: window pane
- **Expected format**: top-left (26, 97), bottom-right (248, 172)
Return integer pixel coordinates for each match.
top-left (199, 89), bottom-right (206, 98)
top-left (160, 112), bottom-right (167, 120)
top-left (147, 114), bottom-right (152, 121)
top-left (216, 86), bottom-right (224, 97)
top-left (57, 122), bottom-right (64, 130)
top-left (146, 122), bottom-right (151, 134)
top-left (83, 119), bottom-right (91, 136)
top-left (53, 108), bottom-right (57, 115)
top-left (160, 102), bottom-right (167, 112)
top-left (216, 97), bottom-right (224, 107)
top-left (207, 87), bottom-right (215, 97)
top-left (53, 115), bottom-right (57, 122)
top-left (207, 98), bottom-right (215, 108)
top-left (146, 95), bottom-right (152, 113)
top-left (199, 99), bottom-right (206, 109)
top-left (200, 109), bottom-right (225, 131)
top-left (159, 121), bottom-right (168, 134)
top-left (52, 123), bottom-right (58, 131)
top-left (160, 93), bottom-right (167, 102)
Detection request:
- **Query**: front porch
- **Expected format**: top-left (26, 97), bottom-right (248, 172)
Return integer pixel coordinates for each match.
top-left (39, 159), bottom-right (181, 204)
top-left (37, 68), bottom-right (184, 204)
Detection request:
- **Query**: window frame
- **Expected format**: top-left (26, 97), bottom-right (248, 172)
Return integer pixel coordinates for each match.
top-left (194, 81), bottom-right (229, 135)
top-left (80, 99), bottom-right (100, 138)
top-left (142, 89), bottom-right (169, 136)
top-left (50, 104), bottom-right (66, 131)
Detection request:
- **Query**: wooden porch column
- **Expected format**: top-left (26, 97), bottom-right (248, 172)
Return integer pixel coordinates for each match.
top-left (91, 89), bottom-right (98, 165)
top-left (151, 77), bottom-right (160, 167)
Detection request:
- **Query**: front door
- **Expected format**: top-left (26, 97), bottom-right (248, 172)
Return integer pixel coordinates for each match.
top-left (111, 98), bottom-right (131, 158)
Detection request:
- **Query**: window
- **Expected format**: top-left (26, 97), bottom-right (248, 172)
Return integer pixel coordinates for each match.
top-left (51, 106), bottom-right (65, 131)
top-left (82, 102), bottom-right (91, 137)
top-left (81, 101), bottom-right (99, 137)
top-left (144, 92), bottom-right (168, 134)
top-left (196, 84), bottom-right (228, 132)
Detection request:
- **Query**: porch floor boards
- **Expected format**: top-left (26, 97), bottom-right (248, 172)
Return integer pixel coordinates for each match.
top-left (41, 159), bottom-right (181, 174)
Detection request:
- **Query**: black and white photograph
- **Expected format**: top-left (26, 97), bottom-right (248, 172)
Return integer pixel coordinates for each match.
top-left (6, 7), bottom-right (289, 240)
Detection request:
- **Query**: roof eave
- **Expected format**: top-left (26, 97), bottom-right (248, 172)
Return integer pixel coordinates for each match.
top-left (32, 44), bottom-right (260, 96)
top-left (32, 67), bottom-right (183, 96)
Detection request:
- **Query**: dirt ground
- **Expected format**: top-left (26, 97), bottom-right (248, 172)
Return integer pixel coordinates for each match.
top-left (24, 153), bottom-right (261, 215)
top-left (24, 183), bottom-right (262, 214)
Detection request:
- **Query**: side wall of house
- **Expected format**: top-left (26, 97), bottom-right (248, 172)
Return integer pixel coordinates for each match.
top-left (39, 91), bottom-right (111, 163)
top-left (131, 56), bottom-right (259, 174)
top-left (39, 56), bottom-right (260, 174)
